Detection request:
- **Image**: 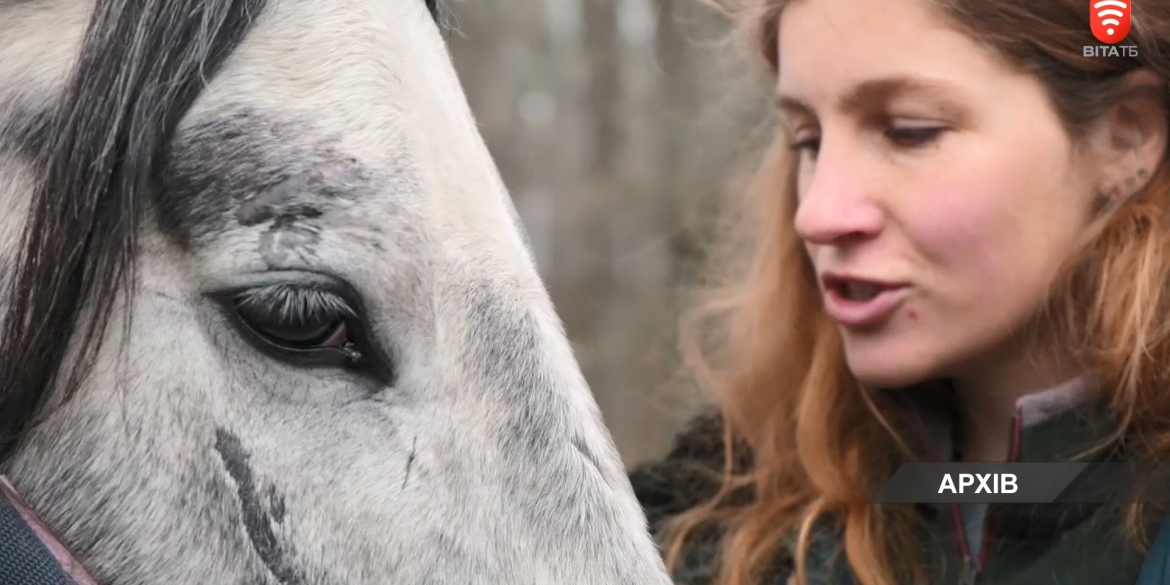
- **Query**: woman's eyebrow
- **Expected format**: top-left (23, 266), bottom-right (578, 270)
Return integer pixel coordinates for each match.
top-left (775, 75), bottom-right (967, 118)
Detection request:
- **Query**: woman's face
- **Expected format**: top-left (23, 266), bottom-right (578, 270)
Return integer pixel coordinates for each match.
top-left (777, 0), bottom-right (1103, 389)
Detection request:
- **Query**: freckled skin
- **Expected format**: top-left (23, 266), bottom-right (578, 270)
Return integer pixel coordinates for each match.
top-left (780, 0), bottom-right (1101, 389)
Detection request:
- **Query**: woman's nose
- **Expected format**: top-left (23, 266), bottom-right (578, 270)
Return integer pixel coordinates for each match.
top-left (792, 147), bottom-right (884, 246)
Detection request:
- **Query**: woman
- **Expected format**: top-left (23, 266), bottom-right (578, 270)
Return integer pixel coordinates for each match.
top-left (629, 0), bottom-right (1170, 584)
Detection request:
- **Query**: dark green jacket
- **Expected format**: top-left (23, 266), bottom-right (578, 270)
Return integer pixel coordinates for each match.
top-left (629, 382), bottom-right (1165, 585)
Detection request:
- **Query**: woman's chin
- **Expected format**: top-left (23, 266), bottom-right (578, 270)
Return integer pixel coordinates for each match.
top-left (842, 337), bottom-right (943, 390)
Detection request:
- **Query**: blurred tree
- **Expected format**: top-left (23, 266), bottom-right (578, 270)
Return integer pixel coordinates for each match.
top-left (446, 0), bottom-right (772, 465)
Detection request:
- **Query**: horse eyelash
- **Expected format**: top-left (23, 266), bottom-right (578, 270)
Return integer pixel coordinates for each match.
top-left (232, 285), bottom-right (356, 325)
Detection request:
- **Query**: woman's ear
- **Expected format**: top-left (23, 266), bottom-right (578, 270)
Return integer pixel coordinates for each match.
top-left (1092, 69), bottom-right (1168, 202)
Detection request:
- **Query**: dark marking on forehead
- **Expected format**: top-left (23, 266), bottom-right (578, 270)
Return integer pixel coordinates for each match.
top-left (258, 222), bottom-right (322, 266)
top-left (236, 160), bottom-right (367, 227)
top-left (238, 181), bottom-right (324, 225)
top-left (213, 428), bottom-right (306, 585)
top-left (157, 107), bottom-right (418, 251)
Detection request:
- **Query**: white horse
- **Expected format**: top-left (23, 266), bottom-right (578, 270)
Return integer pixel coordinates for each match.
top-left (0, 0), bottom-right (672, 583)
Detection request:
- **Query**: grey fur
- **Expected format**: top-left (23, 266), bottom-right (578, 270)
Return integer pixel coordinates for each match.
top-left (0, 1), bottom-right (671, 584)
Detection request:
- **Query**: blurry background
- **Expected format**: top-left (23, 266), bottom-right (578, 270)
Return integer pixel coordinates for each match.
top-left (445, 0), bottom-right (773, 466)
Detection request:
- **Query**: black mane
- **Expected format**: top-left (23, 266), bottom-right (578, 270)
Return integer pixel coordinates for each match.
top-left (0, 0), bottom-right (267, 461)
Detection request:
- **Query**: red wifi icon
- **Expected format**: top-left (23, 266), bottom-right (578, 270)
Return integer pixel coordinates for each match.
top-left (1091, 0), bottom-right (1132, 44)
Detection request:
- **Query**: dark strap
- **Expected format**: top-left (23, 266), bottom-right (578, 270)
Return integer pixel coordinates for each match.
top-left (1136, 516), bottom-right (1170, 585)
top-left (0, 495), bottom-right (71, 585)
top-left (0, 476), bottom-right (95, 585)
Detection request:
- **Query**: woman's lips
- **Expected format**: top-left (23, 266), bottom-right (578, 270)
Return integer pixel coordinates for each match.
top-left (821, 274), bottom-right (909, 329)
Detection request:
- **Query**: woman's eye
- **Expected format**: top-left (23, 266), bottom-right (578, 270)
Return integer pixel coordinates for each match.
top-left (788, 137), bottom-right (821, 155)
top-left (885, 126), bottom-right (944, 148)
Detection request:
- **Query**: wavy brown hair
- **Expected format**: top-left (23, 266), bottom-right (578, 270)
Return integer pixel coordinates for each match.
top-left (665, 1), bottom-right (1170, 585)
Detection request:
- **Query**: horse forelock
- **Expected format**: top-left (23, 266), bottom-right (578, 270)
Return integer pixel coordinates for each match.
top-left (0, 0), bottom-right (269, 460)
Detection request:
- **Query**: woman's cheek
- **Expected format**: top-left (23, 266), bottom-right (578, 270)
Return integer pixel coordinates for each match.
top-left (901, 184), bottom-right (1010, 302)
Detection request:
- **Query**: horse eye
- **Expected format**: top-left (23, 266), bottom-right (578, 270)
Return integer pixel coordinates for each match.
top-left (213, 280), bottom-right (393, 384)
top-left (242, 311), bottom-right (350, 350)
top-left (226, 286), bottom-right (365, 367)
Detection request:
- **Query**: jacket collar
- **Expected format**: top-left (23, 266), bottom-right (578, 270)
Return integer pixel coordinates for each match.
top-left (789, 377), bottom-right (1118, 583)
top-left (899, 376), bottom-right (1125, 568)
top-left (900, 375), bottom-right (1105, 465)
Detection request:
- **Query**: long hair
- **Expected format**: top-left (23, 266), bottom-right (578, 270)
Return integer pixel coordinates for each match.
top-left (0, 0), bottom-right (267, 462)
top-left (665, 2), bottom-right (1170, 585)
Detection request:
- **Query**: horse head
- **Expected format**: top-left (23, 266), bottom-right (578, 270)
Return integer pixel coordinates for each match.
top-left (0, 1), bottom-right (671, 583)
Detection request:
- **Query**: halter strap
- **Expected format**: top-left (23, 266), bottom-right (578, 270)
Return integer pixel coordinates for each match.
top-left (0, 475), bottom-right (97, 585)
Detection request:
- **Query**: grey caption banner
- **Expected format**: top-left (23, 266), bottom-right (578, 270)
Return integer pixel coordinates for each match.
top-left (871, 462), bottom-right (1170, 504)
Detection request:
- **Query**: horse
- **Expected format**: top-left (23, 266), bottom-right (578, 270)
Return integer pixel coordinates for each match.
top-left (0, 0), bottom-right (673, 583)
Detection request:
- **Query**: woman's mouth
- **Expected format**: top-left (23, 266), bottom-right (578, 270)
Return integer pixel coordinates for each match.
top-left (821, 274), bottom-right (909, 329)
